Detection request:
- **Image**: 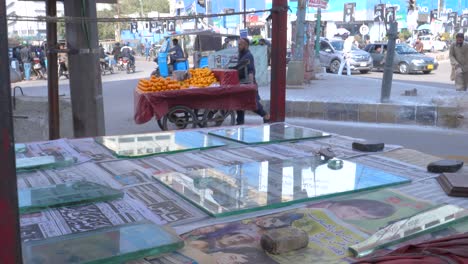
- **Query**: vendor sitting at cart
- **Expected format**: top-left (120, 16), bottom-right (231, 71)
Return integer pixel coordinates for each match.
top-left (234, 38), bottom-right (270, 125)
top-left (169, 38), bottom-right (185, 65)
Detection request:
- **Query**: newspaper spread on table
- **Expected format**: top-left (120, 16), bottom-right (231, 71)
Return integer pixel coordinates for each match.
top-left (14, 126), bottom-right (468, 264)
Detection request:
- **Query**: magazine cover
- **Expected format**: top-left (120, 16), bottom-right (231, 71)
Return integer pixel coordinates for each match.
top-left (306, 189), bottom-right (434, 234)
top-left (182, 207), bottom-right (367, 263)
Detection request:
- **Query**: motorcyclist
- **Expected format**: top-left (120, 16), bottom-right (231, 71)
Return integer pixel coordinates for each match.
top-left (111, 42), bottom-right (121, 64)
top-left (99, 44), bottom-right (109, 70)
top-left (120, 42), bottom-right (135, 66)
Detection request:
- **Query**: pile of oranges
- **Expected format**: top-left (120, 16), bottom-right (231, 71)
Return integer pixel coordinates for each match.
top-left (182, 68), bottom-right (218, 88)
top-left (137, 76), bottom-right (187, 93)
top-left (136, 68), bottom-right (219, 93)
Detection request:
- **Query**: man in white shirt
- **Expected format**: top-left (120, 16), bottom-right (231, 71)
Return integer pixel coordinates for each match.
top-left (338, 33), bottom-right (353, 76)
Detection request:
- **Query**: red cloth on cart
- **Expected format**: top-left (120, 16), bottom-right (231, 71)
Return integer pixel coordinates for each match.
top-left (134, 84), bottom-right (258, 124)
top-left (211, 69), bottom-right (240, 85)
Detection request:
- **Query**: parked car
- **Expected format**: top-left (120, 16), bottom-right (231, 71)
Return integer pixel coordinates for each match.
top-left (419, 35), bottom-right (447, 52)
top-left (318, 38), bottom-right (373, 74)
top-left (364, 43), bottom-right (439, 74)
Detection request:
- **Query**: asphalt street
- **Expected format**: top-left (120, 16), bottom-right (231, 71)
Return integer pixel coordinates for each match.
top-left (11, 56), bottom-right (468, 158)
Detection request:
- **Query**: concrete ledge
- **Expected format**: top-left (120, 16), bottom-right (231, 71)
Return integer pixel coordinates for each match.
top-left (259, 99), bottom-right (462, 128)
top-left (12, 96), bottom-right (74, 142)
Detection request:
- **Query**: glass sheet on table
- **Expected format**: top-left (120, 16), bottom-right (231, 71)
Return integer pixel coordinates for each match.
top-left (22, 221), bottom-right (184, 264)
top-left (95, 131), bottom-right (227, 158)
top-left (349, 204), bottom-right (468, 257)
top-left (152, 156), bottom-right (411, 217)
top-left (19, 181), bottom-right (124, 214)
top-left (208, 123), bottom-right (331, 145)
top-left (16, 155), bottom-right (75, 171)
top-left (15, 143), bottom-right (27, 153)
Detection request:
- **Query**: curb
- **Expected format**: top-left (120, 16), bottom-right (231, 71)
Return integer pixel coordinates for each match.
top-left (259, 100), bottom-right (463, 128)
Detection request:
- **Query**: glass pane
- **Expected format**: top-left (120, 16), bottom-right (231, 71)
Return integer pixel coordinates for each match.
top-left (16, 155), bottom-right (75, 171)
top-left (22, 221), bottom-right (184, 264)
top-left (15, 143), bottom-right (27, 153)
top-left (19, 181), bottom-right (124, 214)
top-left (349, 204), bottom-right (468, 257)
top-left (95, 131), bottom-right (227, 158)
top-left (152, 156), bottom-right (411, 217)
top-left (208, 123), bottom-right (330, 145)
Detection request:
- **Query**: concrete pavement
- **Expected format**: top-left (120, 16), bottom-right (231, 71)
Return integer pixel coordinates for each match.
top-left (255, 51), bottom-right (468, 129)
top-left (11, 51), bottom-right (468, 143)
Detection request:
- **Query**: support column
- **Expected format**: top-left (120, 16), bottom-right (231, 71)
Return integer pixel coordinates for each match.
top-left (381, 22), bottom-right (398, 103)
top-left (270, 0), bottom-right (288, 122)
top-left (286, 0), bottom-right (306, 86)
top-left (46, 0), bottom-right (60, 140)
top-left (0, 0), bottom-right (22, 262)
top-left (64, 0), bottom-right (105, 137)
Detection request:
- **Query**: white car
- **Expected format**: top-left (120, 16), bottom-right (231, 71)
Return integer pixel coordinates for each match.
top-left (419, 35), bottom-right (447, 52)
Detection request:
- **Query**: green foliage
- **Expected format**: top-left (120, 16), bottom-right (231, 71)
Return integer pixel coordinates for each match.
top-left (398, 29), bottom-right (411, 41)
top-left (97, 0), bottom-right (170, 40)
top-left (441, 32), bottom-right (451, 41)
top-left (116, 0), bottom-right (169, 15)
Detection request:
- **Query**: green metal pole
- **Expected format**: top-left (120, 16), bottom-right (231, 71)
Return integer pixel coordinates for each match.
top-left (315, 8), bottom-right (321, 57)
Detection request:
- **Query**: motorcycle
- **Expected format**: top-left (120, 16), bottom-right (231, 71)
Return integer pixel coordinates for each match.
top-left (121, 56), bottom-right (136, 74)
top-left (100, 55), bottom-right (114, 75)
top-left (116, 57), bottom-right (125, 71)
top-left (32, 57), bottom-right (46, 80)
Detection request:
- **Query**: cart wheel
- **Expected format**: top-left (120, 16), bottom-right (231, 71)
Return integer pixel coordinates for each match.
top-left (156, 119), bottom-right (164, 130)
top-left (162, 106), bottom-right (197, 131)
top-left (202, 110), bottom-right (236, 127)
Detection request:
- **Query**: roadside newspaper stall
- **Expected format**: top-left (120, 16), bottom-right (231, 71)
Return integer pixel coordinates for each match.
top-left (14, 123), bottom-right (468, 263)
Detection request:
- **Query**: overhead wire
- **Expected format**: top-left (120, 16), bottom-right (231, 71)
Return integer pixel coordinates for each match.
top-left (6, 8), bottom-right (274, 24)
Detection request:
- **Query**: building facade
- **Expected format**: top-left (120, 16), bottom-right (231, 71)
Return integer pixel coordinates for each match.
top-left (6, 0), bottom-right (66, 40)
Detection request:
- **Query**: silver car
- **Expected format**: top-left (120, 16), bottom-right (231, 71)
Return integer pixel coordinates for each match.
top-left (364, 43), bottom-right (439, 74)
top-left (319, 38), bottom-right (373, 74)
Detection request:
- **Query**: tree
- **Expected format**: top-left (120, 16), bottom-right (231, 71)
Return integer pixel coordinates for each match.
top-left (96, 0), bottom-right (169, 40)
top-left (117, 0), bottom-right (169, 15)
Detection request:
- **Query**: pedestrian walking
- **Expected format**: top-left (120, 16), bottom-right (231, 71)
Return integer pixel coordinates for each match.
top-left (233, 38), bottom-right (270, 125)
top-left (449, 33), bottom-right (468, 91)
top-left (338, 33), bottom-right (353, 76)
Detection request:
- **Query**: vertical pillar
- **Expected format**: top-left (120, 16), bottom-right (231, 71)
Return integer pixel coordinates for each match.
top-left (64, 0), bottom-right (105, 137)
top-left (46, 0), bottom-right (60, 140)
top-left (0, 0), bottom-right (22, 263)
top-left (381, 22), bottom-right (398, 103)
top-left (270, 0), bottom-right (288, 122)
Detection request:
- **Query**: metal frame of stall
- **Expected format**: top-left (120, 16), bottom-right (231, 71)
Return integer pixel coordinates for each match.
top-left (0, 0), bottom-right (287, 262)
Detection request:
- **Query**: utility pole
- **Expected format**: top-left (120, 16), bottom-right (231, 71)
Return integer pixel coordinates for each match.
top-left (206, 0), bottom-right (212, 26)
top-left (270, 0), bottom-right (288, 122)
top-left (381, 22), bottom-right (398, 102)
top-left (315, 8), bottom-right (321, 57)
top-left (243, 0), bottom-right (247, 29)
top-left (46, 0), bottom-right (60, 140)
top-left (64, 0), bottom-right (105, 137)
top-left (0, 0), bottom-right (22, 262)
top-left (286, 0), bottom-right (306, 86)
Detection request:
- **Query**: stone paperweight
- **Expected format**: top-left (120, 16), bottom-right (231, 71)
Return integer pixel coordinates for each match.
top-left (352, 141), bottom-right (385, 152)
top-left (22, 221), bottom-right (184, 264)
top-left (261, 227), bottom-right (309, 254)
top-left (437, 172), bottom-right (468, 197)
top-left (427, 160), bottom-right (464, 173)
top-left (349, 204), bottom-right (468, 258)
top-left (19, 181), bottom-right (124, 214)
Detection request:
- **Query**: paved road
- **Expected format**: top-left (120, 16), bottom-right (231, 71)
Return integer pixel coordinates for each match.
top-left (361, 60), bottom-right (452, 90)
top-left (12, 55), bottom-right (467, 158)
